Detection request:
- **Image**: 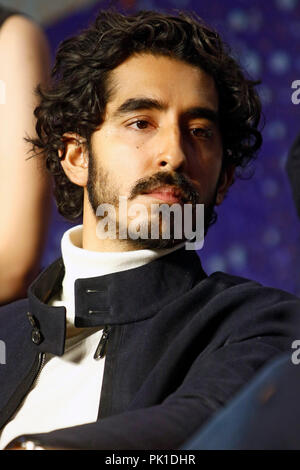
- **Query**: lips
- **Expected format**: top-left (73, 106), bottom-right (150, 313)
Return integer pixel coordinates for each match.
top-left (141, 186), bottom-right (183, 203)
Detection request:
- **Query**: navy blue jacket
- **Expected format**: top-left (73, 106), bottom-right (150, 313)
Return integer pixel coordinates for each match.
top-left (0, 248), bottom-right (299, 449)
top-left (182, 352), bottom-right (300, 450)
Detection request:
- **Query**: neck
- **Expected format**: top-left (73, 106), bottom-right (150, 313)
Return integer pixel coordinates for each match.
top-left (58, 224), bottom-right (185, 328)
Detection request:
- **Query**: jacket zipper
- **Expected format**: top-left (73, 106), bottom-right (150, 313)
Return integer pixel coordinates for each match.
top-left (0, 352), bottom-right (46, 431)
top-left (1, 328), bottom-right (111, 430)
top-left (94, 326), bottom-right (111, 360)
top-left (31, 352), bottom-right (46, 388)
top-left (13, 352), bottom-right (46, 416)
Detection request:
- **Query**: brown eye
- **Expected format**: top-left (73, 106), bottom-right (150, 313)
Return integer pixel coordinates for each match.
top-left (134, 120), bottom-right (149, 129)
top-left (191, 128), bottom-right (213, 139)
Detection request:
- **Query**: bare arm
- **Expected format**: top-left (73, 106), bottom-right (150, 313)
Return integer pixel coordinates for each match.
top-left (0, 15), bottom-right (51, 305)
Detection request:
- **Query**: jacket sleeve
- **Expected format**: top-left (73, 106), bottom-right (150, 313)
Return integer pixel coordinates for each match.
top-left (14, 325), bottom-right (300, 450)
top-left (182, 353), bottom-right (297, 450)
top-left (9, 282), bottom-right (300, 450)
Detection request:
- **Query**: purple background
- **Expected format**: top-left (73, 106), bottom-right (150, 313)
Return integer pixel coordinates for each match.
top-left (42, 0), bottom-right (300, 295)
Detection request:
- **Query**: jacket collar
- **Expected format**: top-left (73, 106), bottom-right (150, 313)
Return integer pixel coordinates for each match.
top-left (27, 247), bottom-right (206, 356)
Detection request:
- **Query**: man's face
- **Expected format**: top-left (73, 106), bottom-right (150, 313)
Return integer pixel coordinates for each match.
top-left (87, 53), bottom-right (226, 249)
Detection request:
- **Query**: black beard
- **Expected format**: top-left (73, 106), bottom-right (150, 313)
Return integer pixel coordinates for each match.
top-left (126, 171), bottom-right (217, 249)
top-left (87, 148), bottom-right (218, 249)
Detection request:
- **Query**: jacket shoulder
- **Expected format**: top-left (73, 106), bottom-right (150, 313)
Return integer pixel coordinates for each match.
top-left (207, 270), bottom-right (299, 302)
top-left (191, 270), bottom-right (300, 333)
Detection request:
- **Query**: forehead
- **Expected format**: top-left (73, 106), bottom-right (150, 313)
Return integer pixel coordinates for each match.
top-left (107, 53), bottom-right (219, 113)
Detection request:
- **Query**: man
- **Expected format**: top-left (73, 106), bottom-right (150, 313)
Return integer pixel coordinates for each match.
top-left (181, 132), bottom-right (300, 450)
top-left (0, 10), bottom-right (299, 450)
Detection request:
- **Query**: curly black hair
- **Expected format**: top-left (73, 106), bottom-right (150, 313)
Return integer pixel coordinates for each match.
top-left (27, 9), bottom-right (263, 220)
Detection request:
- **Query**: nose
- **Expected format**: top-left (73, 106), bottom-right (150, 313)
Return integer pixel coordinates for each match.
top-left (154, 125), bottom-right (187, 173)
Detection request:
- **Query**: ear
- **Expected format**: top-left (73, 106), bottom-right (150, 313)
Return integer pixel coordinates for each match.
top-left (215, 164), bottom-right (235, 205)
top-left (59, 132), bottom-right (88, 187)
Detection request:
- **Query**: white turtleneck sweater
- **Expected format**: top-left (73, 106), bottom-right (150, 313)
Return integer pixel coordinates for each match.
top-left (0, 225), bottom-right (184, 449)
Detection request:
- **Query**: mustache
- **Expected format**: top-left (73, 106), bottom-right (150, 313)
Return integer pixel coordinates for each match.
top-left (128, 171), bottom-right (201, 205)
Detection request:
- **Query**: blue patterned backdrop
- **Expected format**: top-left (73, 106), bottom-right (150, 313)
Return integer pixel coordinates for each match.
top-left (42, 0), bottom-right (300, 295)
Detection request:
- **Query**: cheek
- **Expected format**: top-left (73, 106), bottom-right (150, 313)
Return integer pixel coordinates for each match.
top-left (188, 157), bottom-right (222, 197)
top-left (95, 142), bottom-right (153, 198)
top-left (186, 136), bottom-right (223, 183)
top-left (93, 130), bottom-right (148, 178)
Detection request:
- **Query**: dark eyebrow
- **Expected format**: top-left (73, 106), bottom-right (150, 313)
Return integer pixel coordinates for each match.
top-left (112, 97), bottom-right (219, 125)
top-left (112, 97), bottom-right (167, 118)
top-left (184, 107), bottom-right (219, 125)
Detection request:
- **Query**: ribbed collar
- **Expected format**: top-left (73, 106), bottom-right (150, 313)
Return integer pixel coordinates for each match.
top-left (27, 246), bottom-right (206, 356)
